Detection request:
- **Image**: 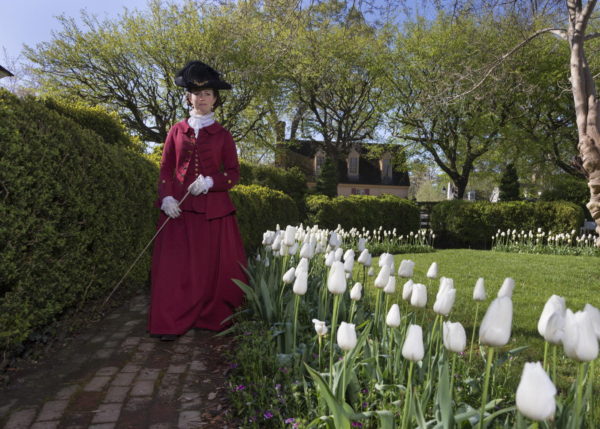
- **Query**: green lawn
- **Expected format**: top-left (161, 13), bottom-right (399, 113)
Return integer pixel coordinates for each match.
top-left (380, 250), bottom-right (600, 358)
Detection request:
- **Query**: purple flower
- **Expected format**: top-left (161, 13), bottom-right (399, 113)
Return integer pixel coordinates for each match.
top-left (235, 385), bottom-right (246, 391)
top-left (229, 363), bottom-right (239, 369)
top-left (361, 388), bottom-right (369, 394)
top-left (362, 401), bottom-right (368, 408)
top-left (275, 384), bottom-right (282, 391)
top-left (285, 417), bottom-right (296, 424)
top-left (351, 422), bottom-right (363, 427)
top-left (264, 411), bottom-right (274, 419)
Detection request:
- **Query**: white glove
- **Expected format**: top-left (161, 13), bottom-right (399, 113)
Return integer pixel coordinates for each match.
top-left (161, 196), bottom-right (181, 218)
top-left (187, 175), bottom-right (214, 196)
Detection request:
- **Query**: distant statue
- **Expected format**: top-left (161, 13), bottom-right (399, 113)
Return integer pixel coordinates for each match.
top-left (490, 186), bottom-right (500, 203)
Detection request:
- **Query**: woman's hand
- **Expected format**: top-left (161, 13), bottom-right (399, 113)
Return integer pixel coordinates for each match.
top-left (161, 196), bottom-right (181, 218)
top-left (188, 175), bottom-right (213, 196)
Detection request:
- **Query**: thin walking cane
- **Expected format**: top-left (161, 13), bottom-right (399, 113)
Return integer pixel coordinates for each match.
top-left (99, 189), bottom-right (192, 310)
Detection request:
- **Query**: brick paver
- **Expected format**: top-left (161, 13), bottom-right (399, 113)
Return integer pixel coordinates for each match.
top-left (0, 295), bottom-right (234, 428)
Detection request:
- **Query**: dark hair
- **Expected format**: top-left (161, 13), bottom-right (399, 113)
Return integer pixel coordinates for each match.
top-left (186, 88), bottom-right (222, 110)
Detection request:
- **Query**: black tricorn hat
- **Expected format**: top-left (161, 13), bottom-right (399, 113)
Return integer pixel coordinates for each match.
top-left (174, 61), bottom-right (232, 91)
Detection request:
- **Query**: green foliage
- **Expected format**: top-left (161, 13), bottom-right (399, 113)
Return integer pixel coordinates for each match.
top-left (239, 160), bottom-right (308, 217)
top-left (499, 163), bottom-right (520, 201)
top-left (314, 157), bottom-right (338, 197)
top-left (431, 200), bottom-right (585, 248)
top-left (0, 89), bottom-right (157, 354)
top-left (541, 174), bottom-right (591, 218)
top-left (305, 194), bottom-right (420, 233)
top-left (231, 185), bottom-right (299, 253)
top-left (43, 97), bottom-right (143, 151)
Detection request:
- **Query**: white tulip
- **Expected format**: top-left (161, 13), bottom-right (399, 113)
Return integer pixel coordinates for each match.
top-left (402, 279), bottom-right (414, 301)
top-left (350, 283), bottom-right (362, 301)
top-left (334, 247), bottom-right (344, 261)
top-left (563, 309), bottom-right (598, 361)
top-left (337, 322), bottom-right (357, 351)
top-left (543, 311), bottom-right (565, 345)
top-left (357, 237), bottom-right (367, 252)
top-left (410, 283), bottom-right (427, 308)
top-left (357, 249), bottom-right (370, 265)
top-left (327, 261), bottom-right (347, 295)
top-left (343, 255), bottom-right (355, 273)
top-left (479, 297), bottom-right (513, 347)
top-left (584, 303), bottom-right (600, 339)
top-left (426, 262), bottom-right (438, 279)
top-left (443, 321), bottom-right (467, 353)
top-left (329, 231), bottom-right (341, 248)
top-left (288, 241), bottom-right (299, 256)
top-left (402, 324), bottom-right (424, 361)
top-left (367, 267), bottom-right (374, 276)
top-left (383, 276), bottom-right (396, 294)
top-left (374, 265), bottom-right (391, 289)
top-left (282, 267), bottom-right (295, 284)
top-left (473, 278), bottom-right (486, 301)
top-left (296, 257), bottom-right (309, 274)
top-left (398, 259), bottom-right (415, 278)
top-left (386, 304), bottom-right (401, 328)
top-left (324, 251), bottom-right (335, 267)
top-left (262, 230), bottom-right (275, 246)
top-left (433, 281), bottom-right (456, 316)
top-left (497, 277), bottom-right (515, 298)
top-left (272, 234), bottom-right (282, 251)
top-left (292, 270), bottom-right (308, 295)
top-left (343, 249), bottom-right (355, 262)
top-left (516, 362), bottom-right (556, 421)
top-left (284, 225), bottom-right (297, 246)
top-left (312, 319), bottom-right (328, 336)
top-left (299, 241), bottom-right (314, 259)
top-left (537, 295), bottom-right (566, 338)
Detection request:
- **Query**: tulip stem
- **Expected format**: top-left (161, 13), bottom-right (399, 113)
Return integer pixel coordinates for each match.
top-left (341, 352), bottom-right (348, 402)
top-left (552, 344), bottom-right (557, 382)
top-left (349, 300), bottom-right (356, 324)
top-left (292, 295), bottom-right (300, 355)
top-left (329, 294), bottom-right (341, 389)
top-left (574, 362), bottom-right (585, 429)
top-left (374, 289), bottom-right (382, 335)
top-left (479, 347), bottom-right (495, 429)
top-left (468, 302), bottom-right (480, 365)
top-left (450, 352), bottom-right (457, 394)
top-left (542, 341), bottom-right (549, 372)
top-left (401, 360), bottom-right (414, 429)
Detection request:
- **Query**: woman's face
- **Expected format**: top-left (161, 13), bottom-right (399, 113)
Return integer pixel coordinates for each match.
top-left (188, 89), bottom-right (216, 115)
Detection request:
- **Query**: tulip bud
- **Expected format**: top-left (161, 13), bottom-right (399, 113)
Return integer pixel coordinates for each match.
top-left (299, 241), bottom-right (314, 259)
top-left (426, 262), bottom-right (438, 279)
top-left (337, 322), bottom-right (357, 351)
top-left (262, 230), bottom-right (275, 246)
top-left (296, 257), bottom-right (309, 274)
top-left (497, 277), bottom-right (515, 298)
top-left (343, 255), bottom-right (355, 273)
top-left (543, 311), bottom-right (565, 344)
top-left (479, 296), bottom-right (513, 347)
top-left (537, 295), bottom-right (566, 338)
top-left (402, 279), bottom-right (413, 301)
top-left (284, 225), bottom-right (297, 247)
top-left (288, 241), bottom-right (299, 256)
top-left (433, 282), bottom-right (456, 316)
top-left (327, 261), bottom-right (347, 295)
top-left (312, 319), bottom-right (328, 337)
top-left (357, 237), bottom-right (366, 252)
top-left (563, 309), bottom-right (598, 361)
top-left (357, 249), bottom-right (370, 265)
top-left (516, 362), bottom-right (556, 421)
top-left (282, 267), bottom-right (295, 284)
top-left (293, 270), bottom-right (308, 295)
top-left (343, 249), bottom-right (355, 262)
top-left (272, 234), bottom-right (282, 251)
top-left (383, 276), bottom-right (396, 294)
top-left (397, 259), bottom-right (415, 278)
top-left (350, 283), bottom-right (362, 301)
top-left (402, 324), bottom-right (424, 361)
top-left (329, 231), bottom-right (341, 248)
top-left (443, 321), bottom-right (467, 353)
top-left (473, 278), bottom-right (486, 301)
top-left (374, 265), bottom-right (391, 289)
top-left (386, 304), bottom-right (401, 327)
top-left (334, 247), bottom-right (344, 261)
top-left (410, 283), bottom-right (427, 308)
top-left (324, 251), bottom-right (335, 267)
top-left (584, 303), bottom-right (600, 339)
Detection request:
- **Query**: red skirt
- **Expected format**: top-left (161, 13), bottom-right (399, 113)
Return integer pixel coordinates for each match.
top-left (148, 211), bottom-right (247, 334)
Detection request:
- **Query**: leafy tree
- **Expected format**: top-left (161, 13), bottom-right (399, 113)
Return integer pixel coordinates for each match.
top-left (315, 157), bottom-right (338, 197)
top-left (499, 163), bottom-right (521, 201)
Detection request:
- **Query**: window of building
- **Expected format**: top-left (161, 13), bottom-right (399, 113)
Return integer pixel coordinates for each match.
top-left (380, 153), bottom-right (393, 184)
top-left (315, 151), bottom-right (325, 176)
top-left (348, 149), bottom-right (360, 179)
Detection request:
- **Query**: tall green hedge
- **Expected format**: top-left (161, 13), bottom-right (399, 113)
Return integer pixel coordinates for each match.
top-left (431, 200), bottom-right (585, 248)
top-left (231, 185), bottom-right (299, 253)
top-left (239, 161), bottom-right (308, 218)
top-left (305, 194), bottom-right (420, 233)
top-left (0, 90), bottom-right (158, 354)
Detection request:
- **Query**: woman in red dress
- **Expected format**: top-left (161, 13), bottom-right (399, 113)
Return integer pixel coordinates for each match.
top-left (148, 61), bottom-right (247, 340)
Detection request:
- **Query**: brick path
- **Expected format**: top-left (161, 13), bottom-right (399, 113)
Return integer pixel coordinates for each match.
top-left (0, 295), bottom-right (234, 429)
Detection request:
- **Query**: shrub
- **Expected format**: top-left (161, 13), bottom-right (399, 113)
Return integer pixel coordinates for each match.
top-left (0, 90), bottom-right (157, 355)
top-left (541, 174), bottom-right (591, 219)
top-left (231, 185), bottom-right (299, 253)
top-left (431, 200), bottom-right (585, 248)
top-left (239, 161), bottom-right (308, 218)
top-left (305, 194), bottom-right (420, 234)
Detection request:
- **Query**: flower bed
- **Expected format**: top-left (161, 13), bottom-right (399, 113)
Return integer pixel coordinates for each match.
top-left (492, 228), bottom-right (600, 256)
top-left (225, 225), bottom-right (600, 428)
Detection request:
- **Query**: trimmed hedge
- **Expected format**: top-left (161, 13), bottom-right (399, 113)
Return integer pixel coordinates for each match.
top-left (305, 194), bottom-right (420, 234)
top-left (239, 161), bottom-right (308, 218)
top-left (231, 185), bottom-right (299, 253)
top-left (0, 90), bottom-right (158, 354)
top-left (430, 200), bottom-right (585, 248)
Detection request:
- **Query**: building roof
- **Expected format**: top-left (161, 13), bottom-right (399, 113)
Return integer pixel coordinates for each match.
top-left (0, 65), bottom-right (14, 78)
top-left (277, 140), bottom-right (410, 187)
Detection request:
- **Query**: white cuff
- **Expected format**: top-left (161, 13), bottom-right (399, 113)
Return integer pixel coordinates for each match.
top-left (204, 176), bottom-right (214, 189)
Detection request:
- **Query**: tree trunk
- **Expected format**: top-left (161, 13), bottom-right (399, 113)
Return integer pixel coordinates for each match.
top-left (568, 0), bottom-right (600, 244)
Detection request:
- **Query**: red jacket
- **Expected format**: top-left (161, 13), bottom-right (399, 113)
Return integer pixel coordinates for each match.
top-left (157, 120), bottom-right (240, 220)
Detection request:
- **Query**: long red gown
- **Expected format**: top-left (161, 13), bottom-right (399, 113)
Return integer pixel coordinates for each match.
top-left (148, 120), bottom-right (246, 334)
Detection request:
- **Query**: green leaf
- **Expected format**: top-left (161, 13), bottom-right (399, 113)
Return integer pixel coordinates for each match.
top-left (305, 363), bottom-right (352, 429)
